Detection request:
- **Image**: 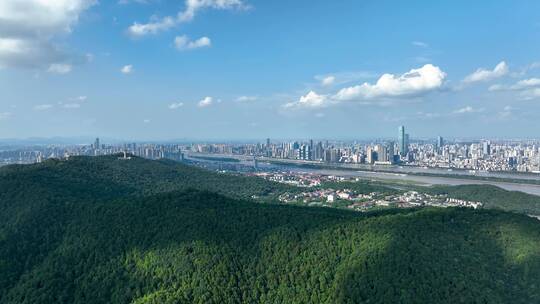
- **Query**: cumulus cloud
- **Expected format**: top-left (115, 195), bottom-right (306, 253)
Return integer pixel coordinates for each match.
top-left (320, 76), bottom-right (335, 87)
top-left (314, 71), bottom-right (376, 87)
top-left (490, 78), bottom-right (540, 91)
top-left (128, 16), bottom-right (176, 37)
top-left (118, 0), bottom-right (151, 4)
top-left (174, 35), bottom-right (211, 50)
top-left (179, 0), bottom-right (247, 22)
top-left (452, 106), bottom-right (484, 114)
top-left (0, 112), bottom-right (12, 120)
top-left (489, 77), bottom-right (540, 100)
top-left (520, 88), bottom-right (540, 100)
top-left (63, 103), bottom-right (81, 109)
top-left (168, 102), bottom-right (184, 109)
top-left (128, 0), bottom-right (248, 37)
top-left (514, 78), bottom-right (540, 89)
top-left (412, 41), bottom-right (428, 47)
top-left (0, 0), bottom-right (96, 69)
top-left (496, 105), bottom-right (517, 119)
top-left (333, 64), bottom-right (446, 101)
top-left (48, 63), bottom-right (72, 74)
top-left (33, 104), bottom-right (54, 111)
top-left (198, 96), bottom-right (213, 107)
top-left (121, 65), bottom-right (133, 74)
top-left (463, 61), bottom-right (508, 83)
top-left (236, 95), bottom-right (257, 102)
top-left (285, 65), bottom-right (446, 109)
top-left (284, 91), bottom-right (329, 109)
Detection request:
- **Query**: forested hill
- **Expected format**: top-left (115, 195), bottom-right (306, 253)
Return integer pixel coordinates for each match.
top-left (1, 156), bottom-right (540, 303)
top-left (0, 155), bottom-right (291, 201)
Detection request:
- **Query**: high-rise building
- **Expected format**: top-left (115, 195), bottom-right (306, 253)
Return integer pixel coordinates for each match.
top-left (398, 126), bottom-right (408, 156)
top-left (387, 142), bottom-right (395, 164)
top-left (265, 138), bottom-right (271, 157)
top-left (376, 144), bottom-right (387, 163)
top-left (483, 141), bottom-right (491, 156)
top-left (366, 146), bottom-right (376, 164)
top-left (437, 136), bottom-right (444, 151)
top-left (94, 137), bottom-right (100, 150)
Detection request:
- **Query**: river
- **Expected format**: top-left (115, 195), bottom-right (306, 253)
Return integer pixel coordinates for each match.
top-left (186, 153), bottom-right (540, 196)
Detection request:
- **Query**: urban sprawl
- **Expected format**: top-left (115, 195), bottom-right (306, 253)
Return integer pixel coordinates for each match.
top-left (2, 126), bottom-right (540, 173)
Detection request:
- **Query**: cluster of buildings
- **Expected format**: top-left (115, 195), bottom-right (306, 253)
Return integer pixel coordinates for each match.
top-left (188, 126), bottom-right (540, 173)
top-left (0, 138), bottom-right (185, 166)
top-left (278, 185), bottom-right (483, 212)
top-left (3, 127), bottom-right (540, 173)
top-left (253, 170), bottom-right (483, 211)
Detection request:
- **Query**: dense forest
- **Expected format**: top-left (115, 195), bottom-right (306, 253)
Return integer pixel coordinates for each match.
top-left (1, 156), bottom-right (540, 303)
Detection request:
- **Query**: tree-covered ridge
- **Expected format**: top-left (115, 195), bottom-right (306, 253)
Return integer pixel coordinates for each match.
top-left (419, 184), bottom-right (540, 215)
top-left (1, 156), bottom-right (540, 303)
top-left (2, 191), bottom-right (540, 303)
top-left (0, 155), bottom-right (293, 201)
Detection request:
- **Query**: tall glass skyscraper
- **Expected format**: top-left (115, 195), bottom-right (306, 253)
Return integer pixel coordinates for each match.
top-left (398, 126), bottom-right (407, 156)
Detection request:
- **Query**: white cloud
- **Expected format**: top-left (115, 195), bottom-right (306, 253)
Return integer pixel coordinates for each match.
top-left (168, 102), bottom-right (184, 109)
top-left (489, 78), bottom-right (540, 100)
top-left (416, 111), bottom-right (442, 119)
top-left (128, 16), bottom-right (176, 37)
top-left (452, 106), bottom-right (484, 114)
top-left (314, 71), bottom-right (376, 87)
top-left (0, 112), bottom-right (12, 120)
top-left (284, 91), bottom-right (329, 109)
top-left (63, 103), bottom-right (81, 109)
top-left (174, 35), bottom-right (211, 50)
top-left (463, 61), bottom-right (508, 83)
top-left (198, 96), bottom-right (213, 107)
top-left (236, 95), bottom-right (257, 102)
top-left (334, 64), bottom-right (446, 100)
top-left (321, 76), bottom-right (335, 87)
top-left (514, 78), bottom-right (540, 89)
top-left (520, 88), bottom-right (540, 100)
top-left (118, 0), bottom-right (151, 4)
top-left (127, 0), bottom-right (248, 37)
top-left (498, 105), bottom-right (516, 119)
top-left (121, 65), bottom-right (133, 74)
top-left (47, 63), bottom-right (72, 74)
top-left (0, 0), bottom-right (96, 69)
top-left (143, 119), bottom-right (151, 123)
top-left (412, 41), bottom-right (428, 47)
top-left (488, 84), bottom-right (504, 91)
top-left (33, 104), bottom-right (54, 111)
top-left (178, 0), bottom-right (248, 22)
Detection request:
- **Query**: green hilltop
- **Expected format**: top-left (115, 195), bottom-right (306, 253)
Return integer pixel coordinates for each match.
top-left (1, 156), bottom-right (540, 303)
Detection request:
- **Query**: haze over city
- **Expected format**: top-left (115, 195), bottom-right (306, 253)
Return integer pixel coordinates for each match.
top-left (1, 0), bottom-right (540, 140)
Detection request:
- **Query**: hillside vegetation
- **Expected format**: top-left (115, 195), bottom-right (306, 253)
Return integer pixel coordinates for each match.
top-left (1, 156), bottom-right (540, 303)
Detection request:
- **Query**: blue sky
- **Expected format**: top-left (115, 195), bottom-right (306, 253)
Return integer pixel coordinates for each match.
top-left (1, 0), bottom-right (540, 141)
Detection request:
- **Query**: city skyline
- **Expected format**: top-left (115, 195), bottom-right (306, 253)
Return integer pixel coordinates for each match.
top-left (1, 1), bottom-right (540, 139)
top-left (4, 124), bottom-right (540, 175)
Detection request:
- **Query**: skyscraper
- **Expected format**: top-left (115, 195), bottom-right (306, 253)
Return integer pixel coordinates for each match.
top-left (483, 141), bottom-right (491, 156)
top-left (94, 137), bottom-right (100, 150)
top-left (398, 126), bottom-right (408, 156)
top-left (437, 136), bottom-right (444, 150)
top-left (387, 141), bottom-right (395, 164)
top-left (266, 138), bottom-right (271, 157)
top-left (376, 145), bottom-right (388, 163)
